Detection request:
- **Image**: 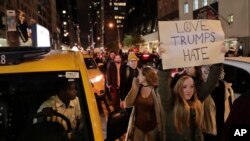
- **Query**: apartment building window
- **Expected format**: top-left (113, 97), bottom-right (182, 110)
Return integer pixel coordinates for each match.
top-left (114, 2), bottom-right (126, 6)
top-left (228, 14), bottom-right (234, 24)
top-left (193, 0), bottom-right (198, 10)
top-left (202, 0), bottom-right (208, 6)
top-left (184, 2), bottom-right (189, 14)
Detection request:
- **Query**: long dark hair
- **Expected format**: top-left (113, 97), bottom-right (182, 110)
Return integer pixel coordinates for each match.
top-left (142, 67), bottom-right (158, 87)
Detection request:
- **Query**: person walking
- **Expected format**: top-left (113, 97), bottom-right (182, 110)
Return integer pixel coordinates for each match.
top-left (201, 66), bottom-right (235, 141)
top-left (158, 71), bottom-right (204, 141)
top-left (184, 64), bottom-right (223, 102)
top-left (106, 54), bottom-right (123, 111)
top-left (105, 51), bottom-right (116, 72)
top-left (105, 51), bottom-right (116, 102)
top-left (158, 47), bottom-right (221, 141)
top-left (221, 89), bottom-right (250, 141)
top-left (124, 67), bottom-right (165, 141)
top-left (120, 52), bottom-right (140, 109)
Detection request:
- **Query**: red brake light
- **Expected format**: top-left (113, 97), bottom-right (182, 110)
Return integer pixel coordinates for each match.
top-left (142, 54), bottom-right (149, 58)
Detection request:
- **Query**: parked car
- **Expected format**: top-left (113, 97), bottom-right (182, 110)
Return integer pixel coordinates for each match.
top-left (137, 51), bottom-right (159, 68)
top-left (223, 57), bottom-right (250, 99)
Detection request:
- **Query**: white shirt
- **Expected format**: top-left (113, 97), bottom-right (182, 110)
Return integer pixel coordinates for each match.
top-left (37, 95), bottom-right (81, 131)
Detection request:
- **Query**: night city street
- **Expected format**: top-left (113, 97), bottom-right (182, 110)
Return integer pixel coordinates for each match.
top-left (0, 0), bottom-right (250, 141)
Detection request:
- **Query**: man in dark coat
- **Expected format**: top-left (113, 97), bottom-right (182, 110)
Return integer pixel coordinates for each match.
top-left (119, 52), bottom-right (140, 109)
top-left (106, 55), bottom-right (123, 110)
top-left (221, 89), bottom-right (250, 141)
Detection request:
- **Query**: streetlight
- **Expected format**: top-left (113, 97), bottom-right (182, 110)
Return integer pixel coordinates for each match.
top-left (108, 22), bottom-right (121, 48)
top-left (108, 22), bottom-right (114, 29)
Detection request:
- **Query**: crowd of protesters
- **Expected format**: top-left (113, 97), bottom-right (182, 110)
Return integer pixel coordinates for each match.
top-left (89, 46), bottom-right (242, 141)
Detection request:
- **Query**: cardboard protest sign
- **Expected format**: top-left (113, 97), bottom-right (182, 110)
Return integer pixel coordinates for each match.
top-left (158, 20), bottom-right (225, 70)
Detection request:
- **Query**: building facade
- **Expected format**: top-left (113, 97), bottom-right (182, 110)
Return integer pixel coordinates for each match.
top-left (0, 0), bottom-right (58, 47)
top-left (88, 0), bottom-right (102, 48)
top-left (104, 0), bottom-right (126, 50)
top-left (179, 0), bottom-right (250, 56)
top-left (123, 0), bottom-right (158, 53)
top-left (152, 0), bottom-right (179, 53)
top-left (88, 0), bottom-right (126, 51)
top-left (56, 0), bottom-right (79, 48)
top-left (158, 0), bottom-right (179, 21)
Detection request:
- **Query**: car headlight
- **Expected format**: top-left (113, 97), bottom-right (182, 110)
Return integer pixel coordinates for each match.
top-left (90, 75), bottom-right (103, 83)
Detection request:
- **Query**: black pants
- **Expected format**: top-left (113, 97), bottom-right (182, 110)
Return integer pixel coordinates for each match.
top-left (110, 88), bottom-right (121, 111)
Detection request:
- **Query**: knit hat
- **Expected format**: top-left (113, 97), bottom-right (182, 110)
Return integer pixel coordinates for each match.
top-left (128, 52), bottom-right (139, 61)
top-left (170, 73), bottom-right (187, 89)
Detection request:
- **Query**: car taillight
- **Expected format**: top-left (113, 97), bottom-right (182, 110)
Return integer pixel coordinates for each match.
top-left (142, 54), bottom-right (149, 58)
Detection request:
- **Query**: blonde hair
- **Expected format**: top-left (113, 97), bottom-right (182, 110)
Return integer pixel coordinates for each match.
top-left (172, 75), bottom-right (202, 134)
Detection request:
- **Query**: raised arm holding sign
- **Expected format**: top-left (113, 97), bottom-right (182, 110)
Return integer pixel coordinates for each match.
top-left (158, 20), bottom-right (225, 70)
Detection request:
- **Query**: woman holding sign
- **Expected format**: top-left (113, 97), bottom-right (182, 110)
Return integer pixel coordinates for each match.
top-left (158, 69), bottom-right (203, 141)
top-left (184, 64), bottom-right (223, 102)
top-left (157, 45), bottom-right (224, 141)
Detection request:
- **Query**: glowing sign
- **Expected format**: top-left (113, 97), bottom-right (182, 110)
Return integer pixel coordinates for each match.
top-left (31, 24), bottom-right (51, 47)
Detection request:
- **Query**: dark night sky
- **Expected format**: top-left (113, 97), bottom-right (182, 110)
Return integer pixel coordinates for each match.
top-left (77, 0), bottom-right (91, 47)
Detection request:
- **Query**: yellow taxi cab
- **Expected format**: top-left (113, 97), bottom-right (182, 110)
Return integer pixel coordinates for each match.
top-left (0, 48), bottom-right (104, 141)
top-left (82, 54), bottom-right (111, 113)
top-left (83, 54), bottom-right (105, 96)
top-left (0, 24), bottom-right (104, 141)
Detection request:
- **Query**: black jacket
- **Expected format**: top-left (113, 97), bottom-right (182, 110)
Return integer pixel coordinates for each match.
top-left (119, 64), bottom-right (139, 100)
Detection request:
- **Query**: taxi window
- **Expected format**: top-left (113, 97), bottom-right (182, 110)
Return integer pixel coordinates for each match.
top-left (84, 58), bottom-right (97, 69)
top-left (0, 71), bottom-right (94, 141)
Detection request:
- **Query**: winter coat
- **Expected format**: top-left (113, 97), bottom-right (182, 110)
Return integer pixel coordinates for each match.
top-left (158, 70), bottom-right (203, 141)
top-left (202, 80), bottom-right (235, 135)
top-left (106, 62), bottom-right (122, 88)
top-left (120, 65), bottom-right (139, 100)
top-left (221, 89), bottom-right (250, 141)
top-left (194, 64), bottom-right (223, 102)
